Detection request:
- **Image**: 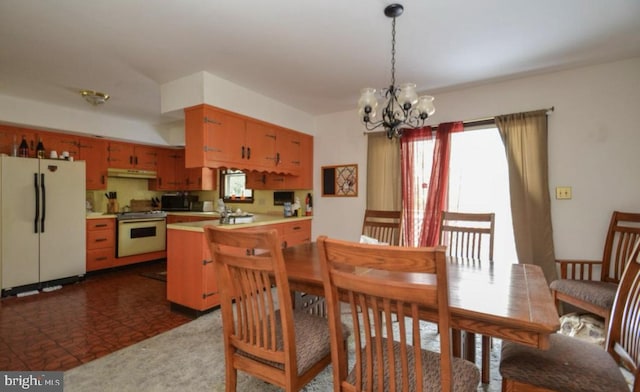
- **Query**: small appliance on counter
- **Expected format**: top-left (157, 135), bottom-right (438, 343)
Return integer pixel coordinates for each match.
top-left (161, 193), bottom-right (198, 211)
top-left (190, 200), bottom-right (214, 212)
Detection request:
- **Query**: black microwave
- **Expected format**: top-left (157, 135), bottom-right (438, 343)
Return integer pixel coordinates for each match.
top-left (161, 194), bottom-right (198, 211)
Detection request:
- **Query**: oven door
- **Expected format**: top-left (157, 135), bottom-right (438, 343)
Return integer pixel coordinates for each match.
top-left (117, 218), bottom-right (167, 257)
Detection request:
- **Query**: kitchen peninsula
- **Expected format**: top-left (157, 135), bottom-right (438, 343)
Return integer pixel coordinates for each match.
top-left (166, 214), bottom-right (312, 313)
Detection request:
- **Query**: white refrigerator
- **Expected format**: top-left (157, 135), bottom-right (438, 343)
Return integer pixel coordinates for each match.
top-left (0, 156), bottom-right (86, 294)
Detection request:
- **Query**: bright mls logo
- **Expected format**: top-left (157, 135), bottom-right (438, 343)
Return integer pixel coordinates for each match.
top-left (1, 372), bottom-right (63, 391)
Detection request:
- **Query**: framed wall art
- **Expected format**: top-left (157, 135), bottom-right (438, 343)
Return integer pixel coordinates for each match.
top-left (321, 164), bottom-right (358, 197)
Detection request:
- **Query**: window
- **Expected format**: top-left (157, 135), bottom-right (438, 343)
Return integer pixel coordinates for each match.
top-left (448, 128), bottom-right (517, 263)
top-left (220, 169), bottom-right (253, 203)
top-left (406, 126), bottom-right (518, 262)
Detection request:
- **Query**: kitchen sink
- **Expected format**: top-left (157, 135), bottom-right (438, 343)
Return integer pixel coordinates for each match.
top-left (223, 213), bottom-right (254, 224)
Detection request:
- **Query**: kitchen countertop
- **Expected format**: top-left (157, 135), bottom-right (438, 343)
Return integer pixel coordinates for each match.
top-left (167, 214), bottom-right (312, 232)
top-left (85, 211), bottom-right (218, 219)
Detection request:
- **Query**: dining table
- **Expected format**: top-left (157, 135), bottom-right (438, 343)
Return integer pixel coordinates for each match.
top-left (282, 242), bottom-right (560, 364)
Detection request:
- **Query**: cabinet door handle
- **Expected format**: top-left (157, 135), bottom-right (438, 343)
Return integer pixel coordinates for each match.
top-left (241, 146), bottom-right (245, 159)
top-left (95, 238), bottom-right (108, 242)
top-left (203, 145), bottom-right (222, 153)
top-left (247, 147), bottom-right (251, 160)
top-left (292, 226), bottom-right (301, 231)
top-left (96, 256), bottom-right (108, 261)
top-left (95, 223), bottom-right (108, 228)
top-left (202, 291), bottom-right (218, 299)
top-left (202, 259), bottom-right (213, 265)
top-left (204, 117), bottom-right (221, 125)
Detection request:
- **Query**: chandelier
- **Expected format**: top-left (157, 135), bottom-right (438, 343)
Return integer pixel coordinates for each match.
top-left (358, 4), bottom-right (435, 139)
top-left (80, 89), bottom-right (110, 106)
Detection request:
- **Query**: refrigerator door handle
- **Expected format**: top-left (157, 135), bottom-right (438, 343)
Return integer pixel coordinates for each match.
top-left (40, 173), bottom-right (46, 233)
top-left (34, 173), bottom-right (40, 233)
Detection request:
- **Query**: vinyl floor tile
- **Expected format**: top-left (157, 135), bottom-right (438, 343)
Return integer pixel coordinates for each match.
top-left (0, 261), bottom-right (192, 371)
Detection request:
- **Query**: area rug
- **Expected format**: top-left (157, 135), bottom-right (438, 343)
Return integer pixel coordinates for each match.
top-left (63, 310), bottom-right (503, 392)
top-left (139, 271), bottom-right (167, 282)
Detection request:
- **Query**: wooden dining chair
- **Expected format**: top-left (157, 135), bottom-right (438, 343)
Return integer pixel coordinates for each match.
top-left (439, 211), bottom-right (495, 261)
top-left (550, 210), bottom-right (640, 330)
top-left (361, 209), bottom-right (402, 245)
top-left (317, 236), bottom-right (480, 392)
top-left (204, 226), bottom-right (343, 392)
top-left (499, 238), bottom-right (640, 392)
top-left (439, 210), bottom-right (495, 384)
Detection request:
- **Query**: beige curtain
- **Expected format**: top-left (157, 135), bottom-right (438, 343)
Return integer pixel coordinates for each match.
top-left (366, 133), bottom-right (401, 211)
top-left (496, 110), bottom-right (557, 283)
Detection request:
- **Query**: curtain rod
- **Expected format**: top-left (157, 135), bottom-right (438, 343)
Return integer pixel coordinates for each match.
top-left (455, 106), bottom-right (555, 130)
top-left (364, 106), bottom-right (555, 135)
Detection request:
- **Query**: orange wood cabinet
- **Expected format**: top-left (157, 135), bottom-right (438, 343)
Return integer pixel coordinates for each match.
top-left (167, 228), bottom-right (219, 311)
top-left (86, 218), bottom-right (115, 271)
top-left (108, 142), bottom-right (159, 171)
top-left (184, 104), bottom-right (246, 169)
top-left (150, 148), bottom-right (183, 190)
top-left (151, 148), bottom-right (217, 191)
top-left (244, 130), bottom-right (312, 190)
top-left (166, 215), bottom-right (218, 224)
top-left (280, 219), bottom-right (312, 248)
top-left (167, 219), bottom-right (311, 311)
top-left (184, 104), bottom-right (313, 179)
top-left (78, 137), bottom-right (108, 190)
top-left (40, 132), bottom-right (80, 159)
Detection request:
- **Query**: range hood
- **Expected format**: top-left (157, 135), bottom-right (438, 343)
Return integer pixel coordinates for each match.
top-left (107, 168), bottom-right (157, 179)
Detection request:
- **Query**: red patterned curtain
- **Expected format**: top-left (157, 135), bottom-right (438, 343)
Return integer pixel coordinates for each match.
top-left (420, 121), bottom-right (464, 246)
top-left (400, 127), bottom-right (433, 247)
top-left (401, 122), bottom-right (464, 247)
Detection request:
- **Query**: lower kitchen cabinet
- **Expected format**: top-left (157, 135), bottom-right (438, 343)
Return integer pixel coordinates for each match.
top-left (167, 229), bottom-right (219, 311)
top-left (166, 218), bottom-right (311, 312)
top-left (86, 218), bottom-right (115, 271)
top-left (166, 215), bottom-right (218, 224)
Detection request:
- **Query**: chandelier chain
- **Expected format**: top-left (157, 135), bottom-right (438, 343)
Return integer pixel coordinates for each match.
top-left (357, 3), bottom-right (435, 139)
top-left (390, 17), bottom-right (396, 88)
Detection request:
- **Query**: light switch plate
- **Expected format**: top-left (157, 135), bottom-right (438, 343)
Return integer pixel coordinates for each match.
top-left (555, 186), bottom-right (572, 200)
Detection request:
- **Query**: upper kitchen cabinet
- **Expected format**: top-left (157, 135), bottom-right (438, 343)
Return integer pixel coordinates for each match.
top-left (40, 132), bottom-right (80, 159)
top-left (244, 130), bottom-right (313, 190)
top-left (185, 104), bottom-right (246, 169)
top-left (78, 137), bottom-right (108, 190)
top-left (184, 104), bottom-right (313, 178)
top-left (150, 148), bottom-right (217, 191)
top-left (150, 148), bottom-right (183, 190)
top-left (0, 125), bottom-right (19, 155)
top-left (108, 142), bottom-right (158, 171)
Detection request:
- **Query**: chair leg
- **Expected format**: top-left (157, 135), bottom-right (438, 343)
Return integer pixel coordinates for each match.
top-left (481, 335), bottom-right (491, 384)
top-left (226, 365), bottom-right (237, 392)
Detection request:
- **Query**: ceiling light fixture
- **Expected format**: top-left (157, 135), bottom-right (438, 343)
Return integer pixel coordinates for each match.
top-left (358, 3), bottom-right (435, 139)
top-left (80, 89), bottom-right (110, 106)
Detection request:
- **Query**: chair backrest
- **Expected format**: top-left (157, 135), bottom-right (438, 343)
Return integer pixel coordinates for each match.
top-left (439, 211), bottom-right (495, 261)
top-left (204, 226), bottom-right (298, 379)
top-left (605, 237), bottom-right (640, 391)
top-left (317, 236), bottom-right (453, 391)
top-left (600, 211), bottom-right (640, 283)
top-left (361, 209), bottom-right (402, 245)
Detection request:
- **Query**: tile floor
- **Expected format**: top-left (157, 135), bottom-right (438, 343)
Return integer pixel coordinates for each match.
top-left (0, 261), bottom-right (191, 371)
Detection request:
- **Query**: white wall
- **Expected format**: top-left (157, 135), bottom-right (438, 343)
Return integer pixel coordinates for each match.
top-left (313, 57), bottom-right (640, 260)
top-left (0, 94), bottom-right (171, 145)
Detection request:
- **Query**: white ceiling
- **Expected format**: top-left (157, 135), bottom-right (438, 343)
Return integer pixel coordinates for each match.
top-left (1, 0), bottom-right (639, 127)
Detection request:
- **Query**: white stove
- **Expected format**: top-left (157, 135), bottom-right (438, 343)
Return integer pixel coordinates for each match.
top-left (116, 211), bottom-right (167, 257)
top-left (116, 211), bottom-right (167, 221)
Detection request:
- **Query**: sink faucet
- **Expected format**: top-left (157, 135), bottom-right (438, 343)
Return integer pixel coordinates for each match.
top-left (219, 207), bottom-right (233, 224)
